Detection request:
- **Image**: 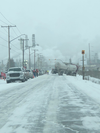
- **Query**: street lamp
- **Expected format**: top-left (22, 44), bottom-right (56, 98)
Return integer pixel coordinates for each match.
top-left (10, 34), bottom-right (26, 42)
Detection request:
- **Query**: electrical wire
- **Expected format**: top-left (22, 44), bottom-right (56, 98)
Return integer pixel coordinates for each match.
top-left (0, 36), bottom-right (8, 42)
top-left (0, 12), bottom-right (15, 25)
top-left (0, 30), bottom-right (8, 36)
top-left (2, 28), bottom-right (7, 33)
top-left (0, 29), bottom-right (15, 39)
top-left (11, 27), bottom-right (18, 37)
top-left (0, 12), bottom-right (31, 59)
top-left (0, 42), bottom-right (21, 55)
top-left (0, 13), bottom-right (18, 38)
top-left (11, 48), bottom-right (21, 53)
top-left (0, 19), bottom-right (8, 25)
top-left (0, 44), bottom-right (7, 48)
top-left (16, 27), bottom-right (22, 35)
top-left (0, 12), bottom-right (23, 38)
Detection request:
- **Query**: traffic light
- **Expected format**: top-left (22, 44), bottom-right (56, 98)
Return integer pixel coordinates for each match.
top-left (82, 50), bottom-right (85, 54)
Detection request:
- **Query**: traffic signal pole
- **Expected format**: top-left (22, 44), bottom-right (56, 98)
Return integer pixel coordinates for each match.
top-left (82, 54), bottom-right (84, 80)
top-left (82, 50), bottom-right (85, 80)
top-left (23, 40), bottom-right (24, 68)
top-left (34, 50), bottom-right (35, 70)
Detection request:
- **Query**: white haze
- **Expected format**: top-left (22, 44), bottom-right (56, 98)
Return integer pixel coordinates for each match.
top-left (0, 0), bottom-right (100, 65)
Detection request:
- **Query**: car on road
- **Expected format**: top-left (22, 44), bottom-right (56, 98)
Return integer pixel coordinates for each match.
top-left (39, 70), bottom-right (44, 76)
top-left (6, 67), bottom-right (28, 83)
top-left (25, 69), bottom-right (33, 79)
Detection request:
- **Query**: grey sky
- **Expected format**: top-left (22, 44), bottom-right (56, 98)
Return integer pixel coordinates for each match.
top-left (0, 0), bottom-right (100, 63)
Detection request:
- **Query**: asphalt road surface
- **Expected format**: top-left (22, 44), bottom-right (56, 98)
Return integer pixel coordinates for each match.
top-left (0, 74), bottom-right (100, 133)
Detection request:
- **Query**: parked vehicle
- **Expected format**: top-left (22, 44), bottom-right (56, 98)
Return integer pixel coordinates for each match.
top-left (25, 69), bottom-right (33, 79)
top-left (6, 67), bottom-right (28, 83)
top-left (38, 70), bottom-right (44, 75)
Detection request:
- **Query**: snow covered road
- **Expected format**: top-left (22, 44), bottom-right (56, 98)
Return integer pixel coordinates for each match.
top-left (0, 74), bottom-right (100, 133)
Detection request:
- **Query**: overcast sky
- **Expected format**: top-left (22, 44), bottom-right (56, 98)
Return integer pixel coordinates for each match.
top-left (0, 0), bottom-right (100, 64)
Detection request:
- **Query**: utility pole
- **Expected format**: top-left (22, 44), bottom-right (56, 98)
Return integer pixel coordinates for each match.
top-left (23, 39), bottom-right (24, 68)
top-left (33, 49), bottom-right (38, 70)
top-left (25, 46), bottom-right (32, 69)
top-left (82, 54), bottom-right (84, 80)
top-left (19, 38), bottom-right (29, 68)
top-left (1, 25), bottom-right (16, 69)
top-left (34, 50), bottom-right (35, 70)
top-left (39, 55), bottom-right (43, 70)
top-left (37, 54), bottom-right (40, 70)
top-left (82, 50), bottom-right (85, 80)
top-left (29, 47), bottom-right (30, 69)
top-left (69, 58), bottom-right (71, 63)
top-left (28, 46), bottom-right (32, 69)
top-left (89, 43), bottom-right (91, 70)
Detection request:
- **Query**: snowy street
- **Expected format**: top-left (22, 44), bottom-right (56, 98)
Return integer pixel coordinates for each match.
top-left (0, 74), bottom-right (100, 133)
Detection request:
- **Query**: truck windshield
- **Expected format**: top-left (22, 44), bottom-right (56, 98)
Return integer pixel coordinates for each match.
top-left (9, 68), bottom-right (21, 71)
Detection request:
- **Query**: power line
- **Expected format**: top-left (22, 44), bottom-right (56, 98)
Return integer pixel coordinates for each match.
top-left (11, 45), bottom-right (20, 51)
top-left (10, 42), bottom-right (22, 52)
top-left (0, 30), bottom-right (8, 36)
top-left (11, 48), bottom-right (21, 53)
top-left (0, 42), bottom-right (20, 55)
top-left (12, 53), bottom-right (22, 58)
top-left (0, 44), bottom-right (7, 48)
top-left (2, 28), bottom-right (7, 33)
top-left (0, 12), bottom-right (23, 37)
top-left (0, 12), bottom-right (15, 25)
top-left (0, 36), bottom-right (8, 42)
top-left (0, 19), bottom-right (8, 25)
top-left (1, 25), bottom-right (16, 68)
top-left (1, 28), bottom-right (17, 39)
top-left (16, 27), bottom-right (22, 35)
top-left (0, 42), bottom-right (21, 54)
top-left (11, 27), bottom-right (18, 37)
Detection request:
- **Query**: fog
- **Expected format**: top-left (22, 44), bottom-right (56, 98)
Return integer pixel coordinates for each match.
top-left (0, 0), bottom-right (100, 65)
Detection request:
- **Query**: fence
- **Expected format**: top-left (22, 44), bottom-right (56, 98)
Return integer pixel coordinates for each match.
top-left (78, 70), bottom-right (100, 79)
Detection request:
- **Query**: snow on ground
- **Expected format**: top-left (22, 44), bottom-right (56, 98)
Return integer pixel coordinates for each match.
top-left (0, 74), bottom-right (100, 132)
top-left (0, 79), bottom-right (21, 92)
top-left (0, 76), bottom-right (43, 92)
top-left (63, 74), bottom-right (100, 131)
top-left (65, 74), bottom-right (100, 105)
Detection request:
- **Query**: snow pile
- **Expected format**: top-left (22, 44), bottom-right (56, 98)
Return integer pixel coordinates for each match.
top-left (0, 79), bottom-right (24, 92)
top-left (81, 116), bottom-right (100, 130)
top-left (66, 75), bottom-right (100, 105)
top-left (84, 75), bottom-right (100, 84)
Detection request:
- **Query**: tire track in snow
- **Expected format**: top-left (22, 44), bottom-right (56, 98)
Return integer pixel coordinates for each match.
top-left (0, 76), bottom-right (52, 129)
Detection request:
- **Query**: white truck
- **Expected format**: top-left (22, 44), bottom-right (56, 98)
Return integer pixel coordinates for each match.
top-left (52, 62), bottom-right (78, 76)
top-left (6, 67), bottom-right (28, 83)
